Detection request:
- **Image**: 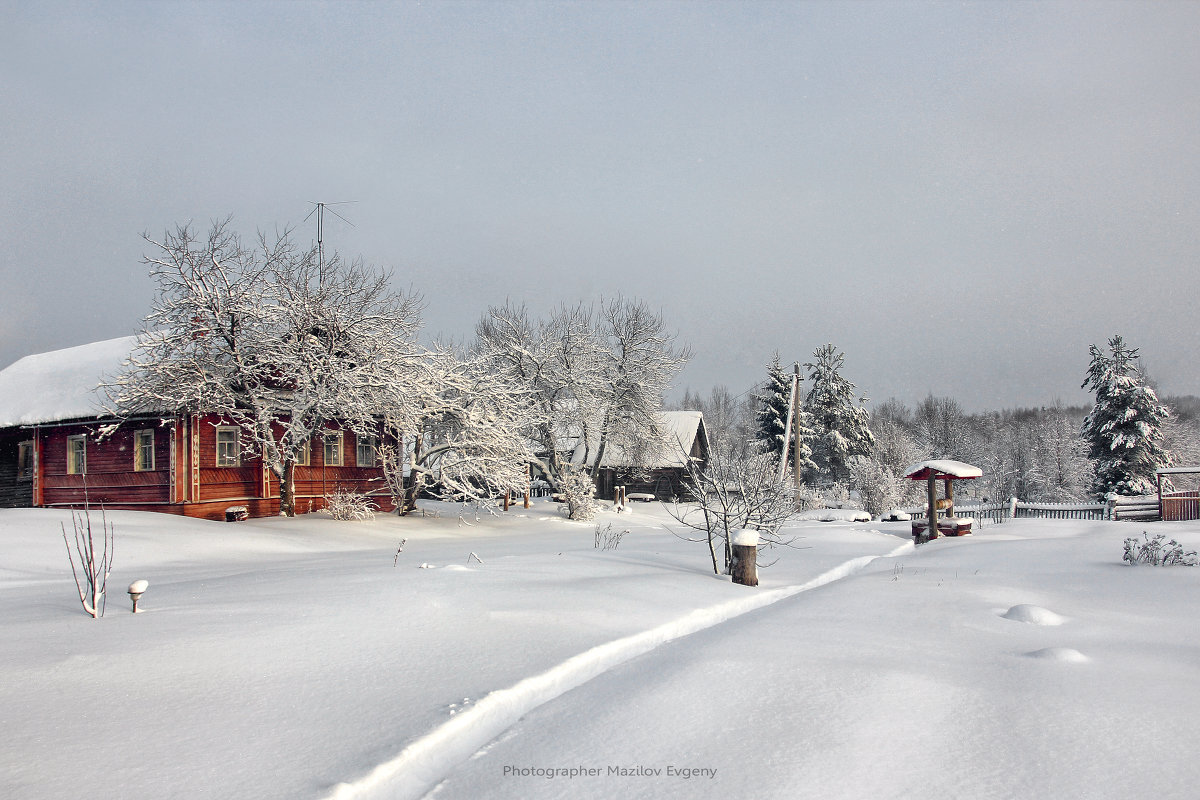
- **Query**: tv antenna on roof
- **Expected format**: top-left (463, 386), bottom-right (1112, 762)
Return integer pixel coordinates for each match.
top-left (303, 201), bottom-right (356, 268)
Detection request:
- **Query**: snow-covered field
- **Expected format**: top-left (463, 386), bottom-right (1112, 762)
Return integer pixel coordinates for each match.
top-left (2, 501), bottom-right (1198, 799)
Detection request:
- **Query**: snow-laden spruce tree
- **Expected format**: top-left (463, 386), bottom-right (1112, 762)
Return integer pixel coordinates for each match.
top-left (804, 343), bottom-right (875, 484)
top-left (1081, 335), bottom-right (1171, 498)
top-left (108, 218), bottom-right (424, 516)
top-left (755, 354), bottom-right (792, 454)
top-left (754, 354), bottom-right (817, 476)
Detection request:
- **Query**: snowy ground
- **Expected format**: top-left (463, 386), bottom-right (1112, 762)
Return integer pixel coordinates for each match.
top-left (2, 501), bottom-right (1198, 799)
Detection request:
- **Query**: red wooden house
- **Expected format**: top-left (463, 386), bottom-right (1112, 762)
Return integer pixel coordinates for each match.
top-left (0, 338), bottom-right (395, 519)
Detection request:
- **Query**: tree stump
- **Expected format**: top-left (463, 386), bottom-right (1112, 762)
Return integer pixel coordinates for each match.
top-left (731, 529), bottom-right (759, 587)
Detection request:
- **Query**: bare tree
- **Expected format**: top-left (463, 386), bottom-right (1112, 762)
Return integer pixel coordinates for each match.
top-left (107, 218), bottom-right (424, 516)
top-left (62, 506), bottom-right (114, 618)
top-left (665, 445), bottom-right (796, 575)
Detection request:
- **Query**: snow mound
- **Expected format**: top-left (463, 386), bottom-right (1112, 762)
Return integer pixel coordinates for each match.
top-left (1002, 604), bottom-right (1067, 626)
top-left (1025, 647), bottom-right (1089, 663)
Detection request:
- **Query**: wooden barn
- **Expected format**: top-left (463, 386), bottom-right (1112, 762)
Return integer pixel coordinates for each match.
top-left (587, 410), bottom-right (710, 501)
top-left (0, 338), bottom-right (394, 520)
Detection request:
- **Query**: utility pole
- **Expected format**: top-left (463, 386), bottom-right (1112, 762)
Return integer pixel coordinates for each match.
top-left (777, 363), bottom-right (805, 508)
top-left (792, 363), bottom-right (803, 497)
top-left (778, 368), bottom-right (797, 482)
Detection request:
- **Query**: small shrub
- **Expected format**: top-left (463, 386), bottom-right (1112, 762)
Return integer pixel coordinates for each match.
top-left (594, 523), bottom-right (628, 550)
top-left (558, 468), bottom-right (598, 521)
top-left (324, 490), bottom-right (377, 521)
top-left (1122, 532), bottom-right (1198, 566)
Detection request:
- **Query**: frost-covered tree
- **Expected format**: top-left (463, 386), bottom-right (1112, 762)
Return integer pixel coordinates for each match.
top-left (108, 218), bottom-right (424, 516)
top-left (862, 405), bottom-right (926, 508)
top-left (1031, 402), bottom-right (1089, 501)
top-left (384, 345), bottom-right (540, 511)
top-left (1081, 335), bottom-right (1171, 498)
top-left (804, 344), bottom-right (874, 483)
top-left (913, 395), bottom-right (974, 461)
top-left (848, 456), bottom-right (906, 518)
top-left (588, 297), bottom-right (690, 479)
top-left (474, 301), bottom-right (603, 488)
top-left (474, 298), bottom-right (688, 492)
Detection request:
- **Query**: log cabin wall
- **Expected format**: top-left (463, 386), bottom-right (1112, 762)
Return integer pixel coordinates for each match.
top-left (0, 428), bottom-right (34, 508)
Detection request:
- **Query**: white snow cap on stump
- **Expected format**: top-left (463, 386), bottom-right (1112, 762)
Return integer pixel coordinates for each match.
top-left (128, 580), bottom-right (149, 594)
top-left (732, 529), bottom-right (760, 547)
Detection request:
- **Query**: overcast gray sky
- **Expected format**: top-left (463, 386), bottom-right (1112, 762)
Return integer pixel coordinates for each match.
top-left (3, 0), bottom-right (1198, 411)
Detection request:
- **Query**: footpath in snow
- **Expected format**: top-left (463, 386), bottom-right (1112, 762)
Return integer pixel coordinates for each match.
top-left (325, 539), bottom-right (912, 800)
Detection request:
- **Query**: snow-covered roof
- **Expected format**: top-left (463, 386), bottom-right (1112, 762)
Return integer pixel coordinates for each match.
top-left (1157, 466), bottom-right (1200, 475)
top-left (571, 410), bottom-right (707, 469)
top-left (0, 337), bottom-right (136, 427)
top-left (903, 459), bottom-right (983, 480)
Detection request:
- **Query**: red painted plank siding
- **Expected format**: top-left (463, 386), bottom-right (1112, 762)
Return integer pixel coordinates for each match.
top-left (39, 423), bottom-right (172, 506)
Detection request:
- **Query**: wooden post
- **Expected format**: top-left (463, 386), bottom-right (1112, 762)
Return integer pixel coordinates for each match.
top-left (944, 478), bottom-right (954, 517)
top-left (524, 464), bottom-right (531, 508)
top-left (503, 490), bottom-right (511, 511)
top-left (731, 529), bottom-right (759, 586)
top-left (32, 427), bottom-right (43, 507)
top-left (925, 474), bottom-right (938, 542)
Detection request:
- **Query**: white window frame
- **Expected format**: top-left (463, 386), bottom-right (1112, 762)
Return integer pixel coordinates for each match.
top-left (134, 429), bottom-right (155, 472)
top-left (323, 431), bottom-right (343, 467)
top-left (215, 427), bottom-right (241, 467)
top-left (17, 440), bottom-right (34, 480)
top-left (356, 434), bottom-right (377, 467)
top-left (67, 435), bottom-right (87, 475)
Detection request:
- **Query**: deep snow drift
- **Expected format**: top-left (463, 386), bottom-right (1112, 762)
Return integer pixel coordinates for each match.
top-left (2, 502), bottom-right (1198, 799)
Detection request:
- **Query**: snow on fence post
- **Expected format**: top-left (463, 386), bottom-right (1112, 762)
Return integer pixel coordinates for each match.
top-left (731, 529), bottom-right (759, 587)
top-left (1009, 496), bottom-right (1019, 519)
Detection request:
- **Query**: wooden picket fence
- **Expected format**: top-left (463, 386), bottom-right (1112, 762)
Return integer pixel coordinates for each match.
top-left (900, 494), bottom-right (1162, 525)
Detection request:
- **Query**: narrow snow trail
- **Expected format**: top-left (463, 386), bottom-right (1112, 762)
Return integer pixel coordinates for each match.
top-left (324, 541), bottom-right (913, 800)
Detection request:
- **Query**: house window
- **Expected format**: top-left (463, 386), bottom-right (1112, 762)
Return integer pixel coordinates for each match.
top-left (295, 438), bottom-right (310, 466)
top-left (134, 429), bottom-right (155, 471)
top-left (216, 427), bottom-right (241, 467)
top-left (356, 434), bottom-right (377, 467)
top-left (323, 432), bottom-right (343, 466)
top-left (17, 441), bottom-right (33, 480)
top-left (67, 435), bottom-right (87, 475)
